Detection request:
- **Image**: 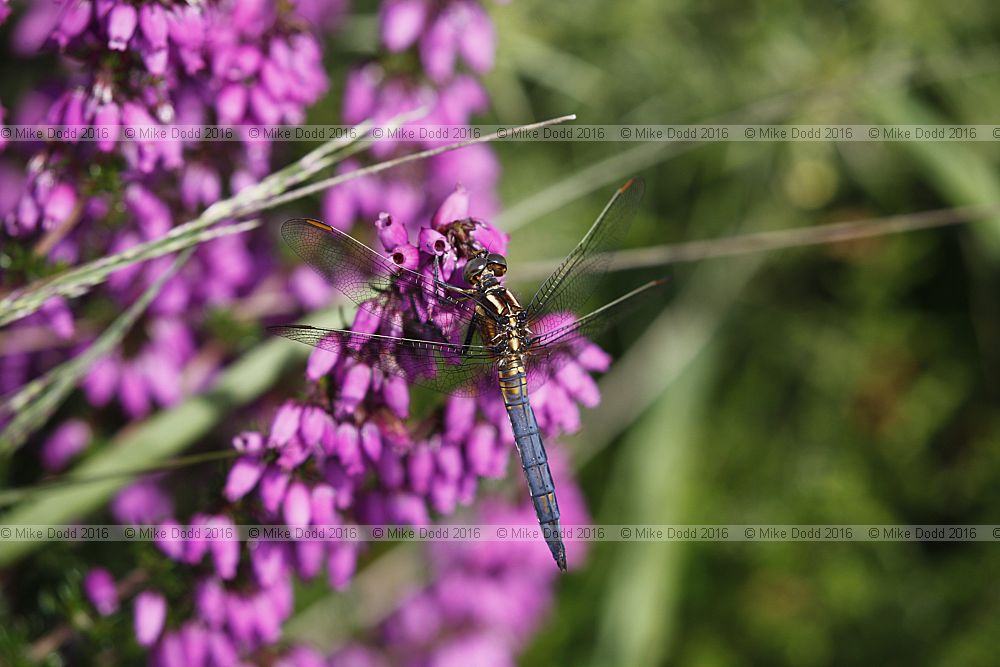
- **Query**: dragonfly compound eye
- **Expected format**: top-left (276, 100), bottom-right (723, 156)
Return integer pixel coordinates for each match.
top-left (463, 256), bottom-right (488, 285)
top-left (486, 253), bottom-right (507, 276)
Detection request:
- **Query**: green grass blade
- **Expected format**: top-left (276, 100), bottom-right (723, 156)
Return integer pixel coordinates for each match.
top-left (0, 246), bottom-right (194, 454)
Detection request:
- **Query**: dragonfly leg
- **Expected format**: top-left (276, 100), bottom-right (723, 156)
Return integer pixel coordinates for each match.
top-left (462, 314), bottom-right (478, 350)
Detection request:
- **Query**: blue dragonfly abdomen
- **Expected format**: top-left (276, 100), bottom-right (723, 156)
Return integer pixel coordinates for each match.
top-left (498, 363), bottom-right (566, 570)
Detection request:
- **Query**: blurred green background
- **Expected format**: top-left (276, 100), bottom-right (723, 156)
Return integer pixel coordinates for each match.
top-left (480, 1), bottom-right (1000, 665)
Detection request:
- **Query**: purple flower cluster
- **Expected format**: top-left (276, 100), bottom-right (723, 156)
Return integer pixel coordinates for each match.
top-left (0, 0), bottom-right (339, 449)
top-left (3, 1), bottom-right (611, 662)
top-left (84, 188), bottom-right (604, 662)
top-left (322, 0), bottom-right (502, 241)
top-left (332, 460), bottom-right (590, 667)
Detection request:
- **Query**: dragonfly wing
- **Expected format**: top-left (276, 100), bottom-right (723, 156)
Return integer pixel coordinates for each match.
top-left (524, 278), bottom-right (668, 392)
top-left (270, 325), bottom-right (499, 397)
top-left (524, 178), bottom-right (645, 332)
top-left (281, 218), bottom-right (480, 324)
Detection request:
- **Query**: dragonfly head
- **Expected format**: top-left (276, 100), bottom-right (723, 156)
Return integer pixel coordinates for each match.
top-left (463, 252), bottom-right (507, 287)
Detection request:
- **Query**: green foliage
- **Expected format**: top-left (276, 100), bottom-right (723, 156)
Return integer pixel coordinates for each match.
top-left (490, 1), bottom-right (1000, 665)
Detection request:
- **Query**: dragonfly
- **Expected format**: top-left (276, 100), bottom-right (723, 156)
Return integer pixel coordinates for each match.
top-left (271, 177), bottom-right (666, 570)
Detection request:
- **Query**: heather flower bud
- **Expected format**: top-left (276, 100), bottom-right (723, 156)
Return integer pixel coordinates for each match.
top-left (139, 4), bottom-right (167, 48)
top-left (310, 484), bottom-right (338, 525)
top-left (339, 363), bottom-right (372, 411)
top-left (107, 3), bottom-right (137, 51)
top-left (407, 446), bottom-right (434, 494)
top-left (306, 342), bottom-right (340, 380)
top-left (269, 403), bottom-right (302, 447)
top-left (259, 466), bottom-right (291, 514)
top-left (42, 182), bottom-right (76, 229)
top-left (93, 102), bottom-right (119, 152)
top-left (208, 515), bottom-right (239, 580)
top-left (224, 456), bottom-right (264, 501)
top-left (134, 590), bottom-right (167, 646)
top-left (55, 1), bottom-right (92, 49)
top-left (195, 578), bottom-right (226, 628)
top-left (383, 374), bottom-right (410, 419)
top-left (215, 84), bottom-right (247, 124)
top-left (335, 423), bottom-right (363, 473)
top-left (84, 568), bottom-right (119, 616)
top-left (465, 424), bottom-right (495, 476)
top-left (458, 2), bottom-right (496, 73)
top-left (435, 443), bottom-right (463, 481)
top-left (420, 16), bottom-right (457, 84)
top-left (283, 481), bottom-right (312, 528)
top-left (40, 419), bottom-right (90, 471)
top-left (381, 0), bottom-right (428, 52)
top-left (327, 543), bottom-right (357, 591)
top-left (431, 184), bottom-right (469, 229)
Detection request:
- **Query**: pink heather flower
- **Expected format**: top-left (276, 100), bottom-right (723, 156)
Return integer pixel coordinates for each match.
top-left (155, 520), bottom-right (185, 561)
top-left (216, 84), bottom-right (247, 124)
top-left (40, 296), bottom-right (74, 339)
top-left (389, 244), bottom-right (420, 270)
top-left (436, 444), bottom-right (463, 481)
top-left (310, 485), bottom-right (338, 525)
top-left (381, 0), bottom-right (429, 52)
top-left (42, 182), bottom-right (76, 229)
top-left (431, 184), bottom-right (470, 229)
top-left (465, 424), bottom-right (496, 476)
top-left (407, 446), bottom-right (434, 495)
top-left (270, 403), bottom-right (303, 446)
top-left (186, 514), bottom-right (217, 565)
top-left (84, 568), bottom-right (118, 616)
top-left (420, 15), bottom-right (458, 84)
top-left (283, 481), bottom-right (312, 528)
top-left (180, 162), bottom-right (222, 210)
top-left (383, 374), bottom-right (410, 419)
top-left (260, 467), bottom-right (291, 514)
top-left (339, 363), bottom-right (372, 411)
top-left (417, 227), bottom-right (450, 256)
top-left (360, 421), bottom-right (383, 462)
top-left (457, 2), bottom-right (496, 73)
top-left (557, 361), bottom-right (601, 408)
top-left (208, 515), bottom-right (240, 580)
top-left (251, 541), bottom-right (289, 587)
top-left (195, 578), bottom-right (227, 628)
top-left (139, 4), bottom-right (167, 49)
top-left (107, 3), bottom-right (138, 51)
top-left (335, 423), bottom-right (363, 473)
top-left (375, 212), bottom-right (409, 250)
top-left (296, 539), bottom-right (326, 579)
top-left (234, 431), bottom-right (265, 454)
top-left (93, 102), bottom-right (120, 152)
top-left (578, 343), bottom-right (612, 372)
top-left (307, 342), bottom-right (340, 380)
top-left (54, 0), bottom-right (92, 48)
top-left (40, 419), bottom-right (91, 472)
top-left (299, 406), bottom-right (328, 447)
top-left (111, 477), bottom-right (174, 524)
top-left (444, 396), bottom-right (476, 444)
top-left (134, 590), bottom-right (167, 647)
top-left (327, 543), bottom-right (358, 590)
top-left (342, 64), bottom-right (380, 124)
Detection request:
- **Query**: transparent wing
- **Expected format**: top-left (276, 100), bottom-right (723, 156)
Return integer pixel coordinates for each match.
top-left (281, 218), bottom-right (481, 325)
top-left (270, 325), bottom-right (499, 397)
top-left (524, 278), bottom-right (668, 392)
top-left (524, 178), bottom-right (646, 333)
